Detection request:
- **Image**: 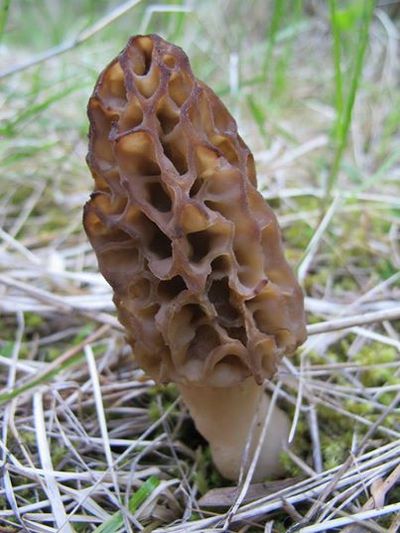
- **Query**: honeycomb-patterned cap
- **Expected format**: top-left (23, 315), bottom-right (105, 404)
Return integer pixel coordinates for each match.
top-left (84, 34), bottom-right (306, 387)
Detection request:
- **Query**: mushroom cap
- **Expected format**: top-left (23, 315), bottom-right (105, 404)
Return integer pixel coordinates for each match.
top-left (84, 34), bottom-right (306, 387)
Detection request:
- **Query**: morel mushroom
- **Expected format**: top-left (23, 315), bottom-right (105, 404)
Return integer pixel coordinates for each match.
top-left (84, 34), bottom-right (306, 481)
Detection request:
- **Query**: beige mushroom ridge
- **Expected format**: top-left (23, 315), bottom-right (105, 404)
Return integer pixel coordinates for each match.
top-left (84, 34), bottom-right (307, 481)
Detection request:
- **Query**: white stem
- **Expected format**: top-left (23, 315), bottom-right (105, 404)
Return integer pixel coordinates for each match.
top-left (178, 377), bottom-right (289, 482)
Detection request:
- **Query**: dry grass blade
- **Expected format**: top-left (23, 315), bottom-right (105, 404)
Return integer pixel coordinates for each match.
top-left (1, 311), bottom-right (25, 527)
top-left (297, 194), bottom-right (342, 284)
top-left (307, 307), bottom-right (400, 335)
top-left (0, 274), bottom-right (122, 329)
top-left (33, 391), bottom-right (73, 533)
top-left (0, 227), bottom-right (41, 264)
top-left (299, 502), bottom-right (400, 532)
top-left (84, 345), bottom-right (121, 499)
top-left (343, 463), bottom-right (400, 532)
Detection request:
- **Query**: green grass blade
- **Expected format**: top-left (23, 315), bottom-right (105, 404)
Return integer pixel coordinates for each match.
top-left (327, 0), bottom-right (375, 197)
top-left (168, 0), bottom-right (187, 42)
top-left (263, 0), bottom-right (284, 79)
top-left (329, 0), bottom-right (344, 133)
top-left (1, 140), bottom-right (59, 166)
top-left (247, 94), bottom-right (268, 141)
top-left (0, 0), bottom-right (11, 42)
top-left (355, 149), bottom-right (400, 193)
top-left (0, 84), bottom-right (84, 136)
top-left (337, 0), bottom-right (374, 142)
top-left (94, 476), bottom-right (160, 533)
top-left (261, 0), bottom-right (305, 104)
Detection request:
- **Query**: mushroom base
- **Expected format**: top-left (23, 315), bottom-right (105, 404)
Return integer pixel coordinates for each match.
top-left (178, 377), bottom-right (290, 482)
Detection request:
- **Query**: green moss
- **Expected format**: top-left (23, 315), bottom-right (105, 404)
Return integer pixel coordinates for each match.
top-left (44, 346), bottom-right (62, 362)
top-left (74, 524), bottom-right (92, 532)
top-left (148, 399), bottom-right (161, 423)
top-left (376, 258), bottom-right (397, 279)
top-left (378, 392), bottom-right (397, 407)
top-left (192, 448), bottom-right (210, 495)
top-left (0, 319), bottom-right (14, 342)
top-left (274, 523), bottom-right (289, 533)
top-left (355, 344), bottom-right (397, 365)
top-left (295, 195), bottom-right (320, 211)
top-left (17, 431), bottom-right (36, 447)
top-left (286, 248), bottom-right (304, 264)
top-left (385, 415), bottom-right (399, 430)
top-left (147, 384), bottom-right (179, 425)
top-left (322, 437), bottom-right (350, 470)
top-left (344, 400), bottom-right (374, 416)
top-left (0, 341), bottom-right (14, 358)
top-left (25, 312), bottom-right (44, 329)
top-left (148, 383), bottom-right (178, 400)
top-left (0, 495), bottom-right (6, 511)
top-left (336, 277), bottom-right (358, 292)
top-left (283, 221), bottom-right (315, 250)
top-left (192, 447), bottom-right (225, 494)
top-left (308, 348), bottom-right (342, 365)
top-left (51, 444), bottom-right (69, 468)
top-left (40, 208), bottom-right (70, 232)
top-left (388, 485), bottom-right (400, 504)
top-left (193, 467), bottom-right (209, 496)
top-left (354, 344), bottom-right (397, 387)
top-left (268, 197), bottom-right (281, 210)
top-left (304, 270), bottom-right (329, 292)
top-left (318, 405), bottom-right (347, 426)
top-left (316, 404), bottom-right (355, 470)
top-left (279, 450), bottom-right (301, 477)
